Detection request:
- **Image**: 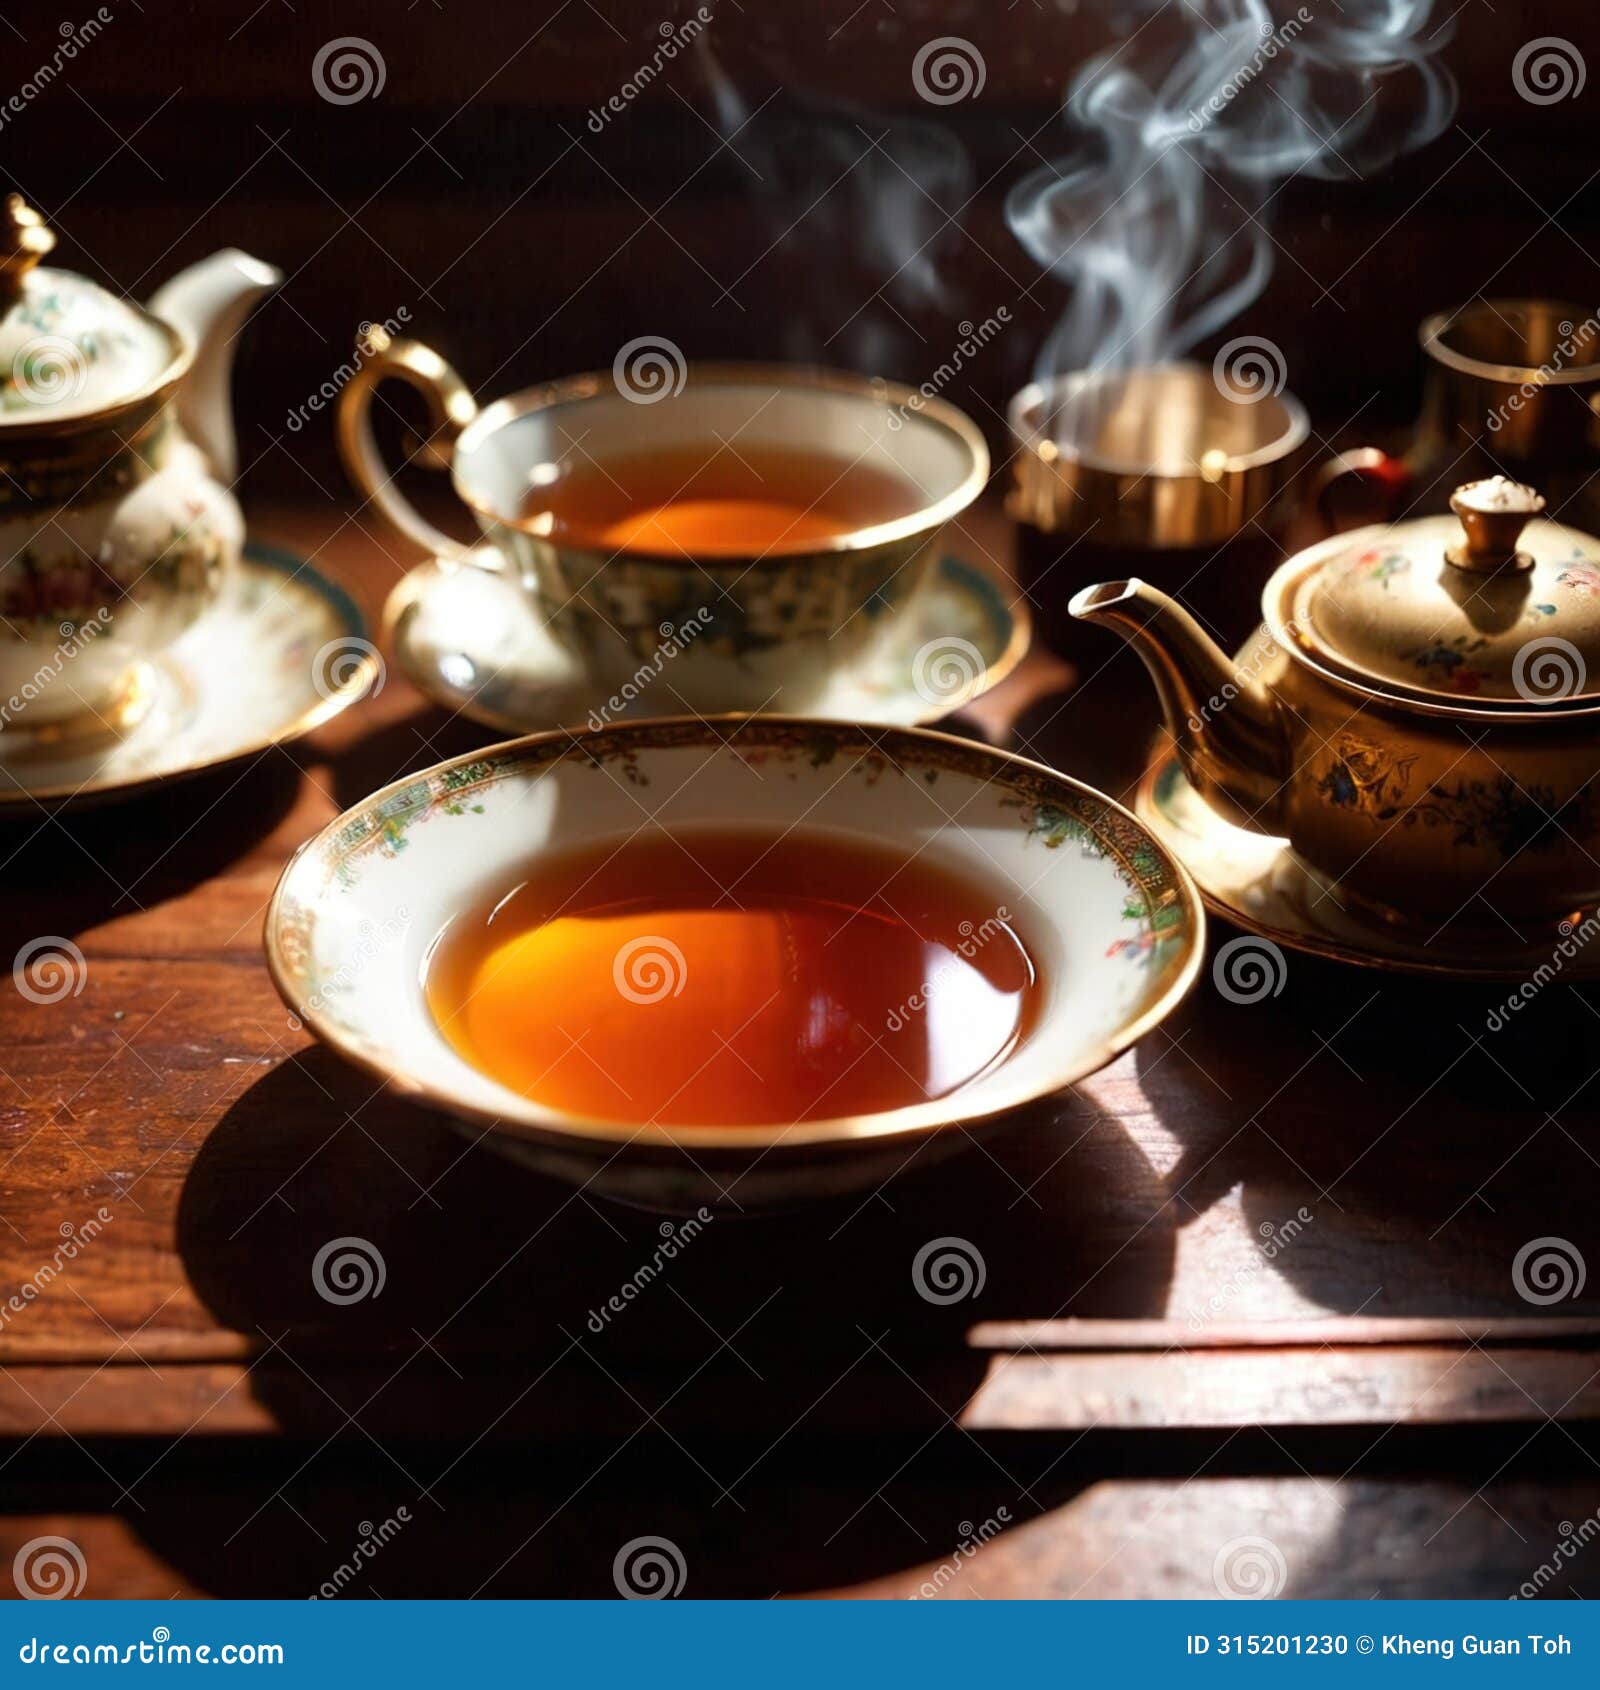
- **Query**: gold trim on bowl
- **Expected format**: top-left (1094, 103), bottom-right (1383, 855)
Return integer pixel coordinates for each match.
top-left (264, 715), bottom-right (1205, 1160)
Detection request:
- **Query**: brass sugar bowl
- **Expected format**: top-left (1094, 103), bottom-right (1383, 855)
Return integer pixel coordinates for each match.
top-left (1072, 478), bottom-right (1600, 929)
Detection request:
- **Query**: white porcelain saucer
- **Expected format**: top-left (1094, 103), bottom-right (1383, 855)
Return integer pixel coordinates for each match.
top-left (0, 544), bottom-right (376, 809)
top-left (385, 550), bottom-right (1030, 734)
top-left (1137, 751), bottom-right (1600, 980)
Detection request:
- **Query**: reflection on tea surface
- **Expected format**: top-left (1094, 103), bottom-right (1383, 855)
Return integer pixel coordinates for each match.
top-left (424, 827), bottom-right (1038, 1126)
top-left (518, 444), bottom-right (923, 557)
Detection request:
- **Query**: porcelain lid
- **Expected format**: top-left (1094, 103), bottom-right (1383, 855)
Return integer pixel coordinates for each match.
top-left (0, 197), bottom-right (179, 424)
top-left (1289, 477), bottom-right (1600, 706)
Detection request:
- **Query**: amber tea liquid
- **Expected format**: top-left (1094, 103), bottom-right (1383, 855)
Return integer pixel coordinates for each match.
top-left (424, 828), bottom-right (1039, 1126)
top-left (519, 443), bottom-right (923, 557)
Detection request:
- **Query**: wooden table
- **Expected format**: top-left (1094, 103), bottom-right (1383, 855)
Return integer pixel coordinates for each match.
top-left (3, 497), bottom-right (1597, 1600)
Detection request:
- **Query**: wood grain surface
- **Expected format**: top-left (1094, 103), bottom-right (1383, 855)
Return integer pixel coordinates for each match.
top-left (2, 497), bottom-right (1598, 1598)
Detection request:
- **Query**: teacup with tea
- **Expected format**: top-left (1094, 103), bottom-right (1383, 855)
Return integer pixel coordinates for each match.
top-left (339, 345), bottom-right (988, 715)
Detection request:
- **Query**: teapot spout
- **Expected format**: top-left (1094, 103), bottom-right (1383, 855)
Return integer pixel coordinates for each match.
top-left (148, 250), bottom-right (281, 481)
top-left (1069, 579), bottom-right (1287, 833)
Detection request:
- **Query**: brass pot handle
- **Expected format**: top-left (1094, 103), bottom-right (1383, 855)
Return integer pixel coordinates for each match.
top-left (337, 326), bottom-right (479, 557)
top-left (1311, 446), bottom-right (1413, 532)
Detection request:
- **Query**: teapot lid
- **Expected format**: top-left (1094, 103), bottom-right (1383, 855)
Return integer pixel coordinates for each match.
top-left (1289, 477), bottom-right (1600, 706)
top-left (0, 196), bottom-right (180, 425)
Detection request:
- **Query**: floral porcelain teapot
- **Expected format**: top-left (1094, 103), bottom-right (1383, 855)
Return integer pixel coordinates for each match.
top-left (0, 197), bottom-right (278, 735)
top-left (1071, 477), bottom-right (1600, 927)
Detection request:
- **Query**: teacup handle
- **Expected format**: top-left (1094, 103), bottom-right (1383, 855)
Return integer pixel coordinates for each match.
top-left (337, 327), bottom-right (479, 558)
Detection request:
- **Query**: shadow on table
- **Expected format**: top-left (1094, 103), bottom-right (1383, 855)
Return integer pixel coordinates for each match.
top-left (138, 674), bottom-right (1600, 1594)
top-left (0, 753), bottom-right (303, 948)
top-left (158, 1043), bottom-right (1178, 1595)
top-left (329, 704), bottom-right (506, 813)
top-left (1017, 671), bottom-right (1600, 1321)
top-left (1141, 934), bottom-right (1600, 1321)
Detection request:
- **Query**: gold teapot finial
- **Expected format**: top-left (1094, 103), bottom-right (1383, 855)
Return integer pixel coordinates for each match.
top-left (1447, 476), bottom-right (1545, 573)
top-left (0, 195), bottom-right (55, 308)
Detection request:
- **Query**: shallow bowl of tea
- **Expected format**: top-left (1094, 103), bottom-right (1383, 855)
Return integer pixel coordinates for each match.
top-left (265, 717), bottom-right (1204, 1210)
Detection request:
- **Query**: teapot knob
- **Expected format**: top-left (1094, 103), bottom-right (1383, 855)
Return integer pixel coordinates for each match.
top-left (0, 195), bottom-right (54, 308)
top-left (1446, 476), bottom-right (1545, 573)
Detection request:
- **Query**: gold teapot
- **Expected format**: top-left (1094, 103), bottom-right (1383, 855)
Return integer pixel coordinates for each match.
top-left (1071, 478), bottom-right (1600, 927)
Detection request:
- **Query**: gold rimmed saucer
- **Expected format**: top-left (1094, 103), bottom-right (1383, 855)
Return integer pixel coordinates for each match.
top-left (386, 550), bottom-right (1030, 734)
top-left (0, 544), bottom-right (375, 810)
top-left (1136, 751), bottom-right (1600, 980)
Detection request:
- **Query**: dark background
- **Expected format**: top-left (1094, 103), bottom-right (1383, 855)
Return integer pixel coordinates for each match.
top-left (6, 0), bottom-right (1597, 522)
top-left (5, 1), bottom-right (1600, 1600)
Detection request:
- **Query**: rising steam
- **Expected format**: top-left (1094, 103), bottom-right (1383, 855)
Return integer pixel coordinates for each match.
top-left (1006, 0), bottom-right (1458, 434)
top-left (698, 35), bottom-right (973, 372)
